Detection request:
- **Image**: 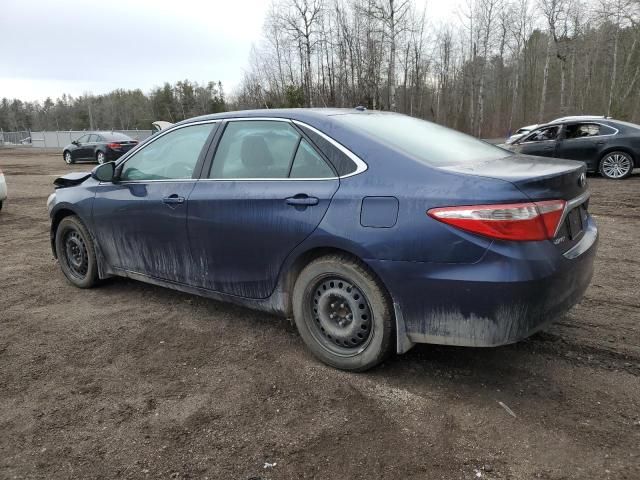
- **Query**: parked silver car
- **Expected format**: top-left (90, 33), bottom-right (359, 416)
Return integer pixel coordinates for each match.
top-left (0, 167), bottom-right (7, 211)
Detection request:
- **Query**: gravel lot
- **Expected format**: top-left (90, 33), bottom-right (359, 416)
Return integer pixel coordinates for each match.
top-left (1, 147), bottom-right (639, 479)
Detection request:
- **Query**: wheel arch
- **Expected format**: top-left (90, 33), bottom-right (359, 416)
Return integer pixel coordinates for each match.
top-left (599, 146), bottom-right (638, 167)
top-left (50, 207), bottom-right (78, 258)
top-left (277, 245), bottom-right (411, 354)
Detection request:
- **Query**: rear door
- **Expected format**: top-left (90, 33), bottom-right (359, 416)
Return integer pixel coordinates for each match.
top-left (92, 122), bottom-right (218, 283)
top-left (555, 122), bottom-right (614, 167)
top-left (187, 119), bottom-right (339, 298)
top-left (513, 125), bottom-right (561, 157)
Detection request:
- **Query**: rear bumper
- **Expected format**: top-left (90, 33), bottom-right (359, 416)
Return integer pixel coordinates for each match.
top-left (105, 149), bottom-right (127, 161)
top-left (368, 217), bottom-right (598, 348)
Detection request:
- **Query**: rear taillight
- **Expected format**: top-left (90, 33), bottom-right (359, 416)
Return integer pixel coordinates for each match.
top-left (107, 142), bottom-right (121, 150)
top-left (427, 200), bottom-right (566, 241)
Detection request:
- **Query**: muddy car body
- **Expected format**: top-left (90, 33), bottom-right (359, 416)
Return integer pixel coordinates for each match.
top-left (48, 109), bottom-right (598, 371)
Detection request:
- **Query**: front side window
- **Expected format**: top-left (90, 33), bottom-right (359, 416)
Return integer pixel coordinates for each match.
top-left (524, 126), bottom-right (560, 142)
top-left (120, 123), bottom-right (216, 181)
top-left (76, 134), bottom-right (89, 143)
top-left (88, 134), bottom-right (99, 143)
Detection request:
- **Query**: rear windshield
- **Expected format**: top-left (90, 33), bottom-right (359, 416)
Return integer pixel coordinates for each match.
top-left (334, 113), bottom-right (511, 165)
top-left (102, 132), bottom-right (133, 141)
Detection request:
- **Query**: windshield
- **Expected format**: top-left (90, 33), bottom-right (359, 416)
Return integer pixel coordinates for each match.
top-left (334, 113), bottom-right (511, 166)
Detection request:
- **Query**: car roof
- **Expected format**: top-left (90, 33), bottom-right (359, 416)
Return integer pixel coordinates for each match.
top-left (178, 107), bottom-right (375, 125)
top-left (549, 115), bottom-right (607, 123)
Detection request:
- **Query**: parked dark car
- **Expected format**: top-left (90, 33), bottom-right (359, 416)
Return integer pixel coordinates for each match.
top-left (503, 118), bottom-right (640, 179)
top-left (47, 109), bottom-right (598, 371)
top-left (63, 132), bottom-right (138, 165)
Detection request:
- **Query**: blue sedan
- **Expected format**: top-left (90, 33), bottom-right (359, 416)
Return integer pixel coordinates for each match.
top-left (47, 109), bottom-right (598, 371)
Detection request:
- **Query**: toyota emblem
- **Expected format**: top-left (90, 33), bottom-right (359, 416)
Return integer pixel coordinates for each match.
top-left (579, 172), bottom-right (587, 188)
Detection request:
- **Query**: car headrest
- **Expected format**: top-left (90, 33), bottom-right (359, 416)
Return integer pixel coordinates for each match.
top-left (241, 135), bottom-right (274, 168)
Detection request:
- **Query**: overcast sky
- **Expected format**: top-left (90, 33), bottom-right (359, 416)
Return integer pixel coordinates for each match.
top-left (1, 0), bottom-right (460, 102)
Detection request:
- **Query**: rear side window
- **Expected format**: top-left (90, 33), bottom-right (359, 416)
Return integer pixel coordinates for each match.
top-left (210, 120), bottom-right (335, 179)
top-left (120, 123), bottom-right (216, 181)
top-left (565, 123), bottom-right (605, 139)
top-left (290, 139), bottom-right (335, 178)
top-left (297, 124), bottom-right (357, 176)
top-left (335, 113), bottom-right (511, 166)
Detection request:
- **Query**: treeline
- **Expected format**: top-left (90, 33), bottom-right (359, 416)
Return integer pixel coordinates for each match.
top-left (235, 0), bottom-right (640, 137)
top-left (0, 80), bottom-right (226, 132)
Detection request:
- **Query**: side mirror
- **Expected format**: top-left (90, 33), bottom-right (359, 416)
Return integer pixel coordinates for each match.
top-left (92, 162), bottom-right (115, 182)
top-left (72, 140), bottom-right (79, 146)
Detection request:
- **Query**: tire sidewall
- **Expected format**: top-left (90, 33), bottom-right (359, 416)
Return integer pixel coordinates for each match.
top-left (292, 257), bottom-right (393, 371)
top-left (55, 216), bottom-right (98, 288)
top-left (599, 151), bottom-right (634, 179)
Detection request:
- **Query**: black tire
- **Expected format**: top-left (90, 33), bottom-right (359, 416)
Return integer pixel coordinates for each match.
top-left (55, 215), bottom-right (98, 288)
top-left (292, 254), bottom-right (394, 371)
top-left (63, 151), bottom-right (74, 165)
top-left (96, 151), bottom-right (106, 164)
top-left (0, 200), bottom-right (3, 211)
top-left (599, 151), bottom-right (634, 179)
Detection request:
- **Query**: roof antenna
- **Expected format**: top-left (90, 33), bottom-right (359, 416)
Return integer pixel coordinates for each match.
top-left (355, 105), bottom-right (367, 111)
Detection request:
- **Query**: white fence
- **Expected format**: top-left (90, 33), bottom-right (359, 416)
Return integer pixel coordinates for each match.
top-left (1, 130), bottom-right (153, 148)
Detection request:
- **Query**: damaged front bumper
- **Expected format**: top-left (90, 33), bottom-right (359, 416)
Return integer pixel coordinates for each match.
top-left (368, 217), bottom-right (598, 350)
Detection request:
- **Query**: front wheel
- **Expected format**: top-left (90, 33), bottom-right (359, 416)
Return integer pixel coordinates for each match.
top-left (599, 151), bottom-right (634, 179)
top-left (96, 151), bottom-right (106, 164)
top-left (292, 255), bottom-right (394, 371)
top-left (55, 215), bottom-right (98, 288)
top-left (64, 151), bottom-right (74, 164)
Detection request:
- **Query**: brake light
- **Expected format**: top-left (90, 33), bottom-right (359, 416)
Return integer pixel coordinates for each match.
top-left (107, 142), bottom-right (121, 150)
top-left (427, 200), bottom-right (566, 241)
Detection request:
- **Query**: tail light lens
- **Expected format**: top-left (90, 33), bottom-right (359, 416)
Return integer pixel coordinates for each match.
top-left (107, 142), bottom-right (121, 150)
top-left (427, 200), bottom-right (566, 241)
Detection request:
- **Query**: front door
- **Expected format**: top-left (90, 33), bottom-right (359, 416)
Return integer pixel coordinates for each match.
top-left (187, 119), bottom-right (339, 298)
top-left (73, 134), bottom-right (92, 160)
top-left (92, 122), bottom-right (218, 283)
top-left (513, 125), bottom-right (560, 158)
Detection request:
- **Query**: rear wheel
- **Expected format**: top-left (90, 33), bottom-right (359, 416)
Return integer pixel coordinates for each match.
top-left (96, 151), bottom-right (106, 164)
top-left (292, 255), bottom-right (394, 371)
top-left (599, 151), bottom-right (634, 179)
top-left (55, 215), bottom-right (98, 288)
top-left (64, 151), bottom-right (74, 164)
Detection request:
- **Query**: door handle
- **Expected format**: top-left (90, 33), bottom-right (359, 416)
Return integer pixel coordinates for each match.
top-left (286, 194), bottom-right (319, 206)
top-left (595, 140), bottom-right (605, 145)
top-left (163, 194), bottom-right (185, 205)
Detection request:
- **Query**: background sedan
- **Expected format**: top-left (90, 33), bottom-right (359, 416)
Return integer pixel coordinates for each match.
top-left (62, 132), bottom-right (138, 165)
top-left (504, 118), bottom-right (640, 179)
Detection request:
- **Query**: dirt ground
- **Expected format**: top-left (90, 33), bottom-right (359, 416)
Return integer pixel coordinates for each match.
top-left (0, 147), bottom-right (638, 480)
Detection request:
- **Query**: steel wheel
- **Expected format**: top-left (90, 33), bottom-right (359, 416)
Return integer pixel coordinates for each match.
top-left (63, 229), bottom-right (89, 279)
top-left (64, 152), bottom-right (73, 164)
top-left (96, 152), bottom-right (105, 164)
top-left (307, 275), bottom-right (374, 357)
top-left (600, 152), bottom-right (633, 179)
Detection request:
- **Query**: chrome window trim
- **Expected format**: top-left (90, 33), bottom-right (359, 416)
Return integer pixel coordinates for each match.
top-left (112, 116), bottom-right (368, 183)
top-left (554, 190), bottom-right (591, 237)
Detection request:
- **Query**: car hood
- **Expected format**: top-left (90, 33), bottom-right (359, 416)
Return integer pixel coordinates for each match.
top-left (53, 171), bottom-right (92, 189)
